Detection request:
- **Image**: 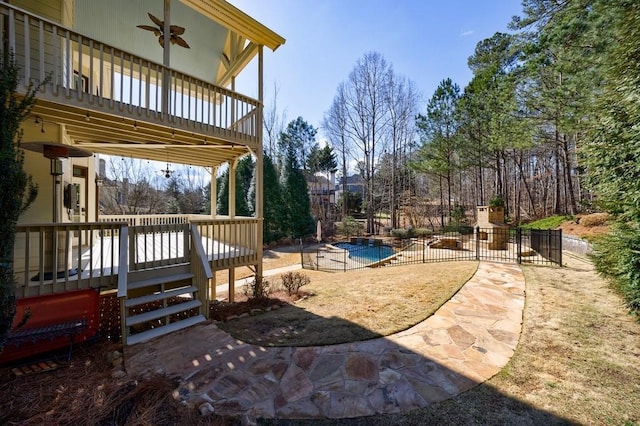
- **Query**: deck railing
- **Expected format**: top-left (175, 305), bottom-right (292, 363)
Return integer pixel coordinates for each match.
top-left (192, 218), bottom-right (259, 266)
top-left (99, 214), bottom-right (202, 227)
top-left (1, 3), bottom-right (260, 143)
top-left (13, 222), bottom-right (126, 298)
top-left (14, 216), bottom-right (260, 298)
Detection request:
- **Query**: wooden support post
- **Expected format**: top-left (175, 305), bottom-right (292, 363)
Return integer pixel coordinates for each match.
top-left (228, 267), bottom-right (235, 302)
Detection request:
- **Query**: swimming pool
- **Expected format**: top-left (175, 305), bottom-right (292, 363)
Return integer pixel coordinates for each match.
top-left (333, 242), bottom-right (395, 262)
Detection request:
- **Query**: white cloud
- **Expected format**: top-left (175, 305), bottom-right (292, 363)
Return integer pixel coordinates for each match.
top-left (460, 30), bottom-right (474, 37)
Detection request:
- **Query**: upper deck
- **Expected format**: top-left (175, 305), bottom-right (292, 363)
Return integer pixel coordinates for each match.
top-left (2, 2), bottom-right (275, 167)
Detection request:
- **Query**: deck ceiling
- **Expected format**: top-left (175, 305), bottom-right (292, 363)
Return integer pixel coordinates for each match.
top-left (31, 101), bottom-right (251, 168)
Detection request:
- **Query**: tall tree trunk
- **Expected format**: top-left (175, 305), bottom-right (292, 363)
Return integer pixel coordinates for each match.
top-left (554, 128), bottom-right (562, 215)
top-left (561, 134), bottom-right (577, 215)
top-left (439, 175), bottom-right (445, 228)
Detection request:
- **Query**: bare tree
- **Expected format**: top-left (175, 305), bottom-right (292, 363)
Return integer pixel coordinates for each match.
top-left (101, 157), bottom-right (165, 214)
top-left (342, 52), bottom-right (391, 234)
top-left (385, 73), bottom-right (419, 229)
top-left (323, 82), bottom-right (350, 219)
top-left (263, 82), bottom-right (287, 159)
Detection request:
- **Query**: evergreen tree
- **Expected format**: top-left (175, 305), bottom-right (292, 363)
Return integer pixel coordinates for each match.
top-left (235, 156), bottom-right (254, 217)
top-left (278, 116), bottom-right (317, 172)
top-left (583, 0), bottom-right (640, 315)
top-left (280, 122), bottom-right (314, 239)
top-left (414, 78), bottom-right (461, 227)
top-left (216, 168), bottom-right (229, 215)
top-left (0, 52), bottom-right (45, 346)
top-left (250, 153), bottom-right (286, 243)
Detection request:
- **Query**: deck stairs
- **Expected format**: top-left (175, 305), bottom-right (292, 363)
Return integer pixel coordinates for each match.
top-left (122, 265), bottom-right (206, 345)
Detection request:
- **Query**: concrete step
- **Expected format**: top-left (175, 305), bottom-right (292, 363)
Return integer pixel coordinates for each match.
top-left (126, 314), bottom-right (206, 345)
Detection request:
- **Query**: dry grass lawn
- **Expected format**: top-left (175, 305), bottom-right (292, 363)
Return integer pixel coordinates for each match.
top-left (218, 262), bottom-right (479, 346)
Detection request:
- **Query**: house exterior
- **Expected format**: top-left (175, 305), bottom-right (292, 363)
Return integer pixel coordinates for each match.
top-left (306, 171), bottom-right (336, 214)
top-left (335, 174), bottom-right (365, 203)
top-left (5, 0), bottom-right (284, 348)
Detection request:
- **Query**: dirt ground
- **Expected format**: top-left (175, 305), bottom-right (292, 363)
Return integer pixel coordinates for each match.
top-left (558, 216), bottom-right (609, 239)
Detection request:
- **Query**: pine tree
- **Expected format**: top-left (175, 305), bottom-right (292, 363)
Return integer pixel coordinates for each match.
top-left (0, 52), bottom-right (45, 346)
top-left (280, 134), bottom-right (314, 239)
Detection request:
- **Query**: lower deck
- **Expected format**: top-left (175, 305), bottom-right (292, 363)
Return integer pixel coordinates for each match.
top-left (13, 218), bottom-right (260, 299)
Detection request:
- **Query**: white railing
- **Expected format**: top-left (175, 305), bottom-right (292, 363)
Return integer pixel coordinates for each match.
top-left (99, 214), bottom-right (195, 227)
top-left (2, 3), bottom-right (260, 143)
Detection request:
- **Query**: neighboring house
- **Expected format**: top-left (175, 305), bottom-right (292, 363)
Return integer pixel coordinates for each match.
top-left (335, 174), bottom-right (366, 203)
top-left (6, 0), bottom-right (284, 352)
top-left (306, 171), bottom-right (336, 211)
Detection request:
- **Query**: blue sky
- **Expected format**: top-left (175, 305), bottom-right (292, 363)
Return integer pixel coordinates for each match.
top-left (230, 0), bottom-right (524, 138)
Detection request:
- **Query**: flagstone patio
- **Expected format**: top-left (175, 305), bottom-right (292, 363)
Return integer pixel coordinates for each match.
top-left (124, 262), bottom-right (525, 421)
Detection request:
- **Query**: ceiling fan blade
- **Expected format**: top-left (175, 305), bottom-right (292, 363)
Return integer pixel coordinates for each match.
top-left (173, 36), bottom-right (190, 49)
top-left (170, 25), bottom-right (185, 35)
top-left (137, 25), bottom-right (161, 36)
top-left (148, 12), bottom-right (164, 28)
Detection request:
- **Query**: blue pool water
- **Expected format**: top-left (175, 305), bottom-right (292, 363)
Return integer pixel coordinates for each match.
top-left (334, 242), bottom-right (395, 262)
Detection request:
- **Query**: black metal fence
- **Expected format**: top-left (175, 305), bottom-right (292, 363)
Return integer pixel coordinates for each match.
top-left (302, 227), bottom-right (562, 272)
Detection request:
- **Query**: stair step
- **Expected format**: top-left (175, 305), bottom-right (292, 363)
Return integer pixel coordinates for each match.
top-left (126, 315), bottom-right (206, 345)
top-left (127, 272), bottom-right (194, 291)
top-left (126, 299), bottom-right (202, 327)
top-left (125, 285), bottom-right (198, 308)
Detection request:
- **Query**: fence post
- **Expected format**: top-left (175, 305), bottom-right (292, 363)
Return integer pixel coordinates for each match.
top-left (558, 229), bottom-right (563, 267)
top-left (516, 227), bottom-right (522, 264)
top-left (422, 236), bottom-right (425, 264)
top-left (475, 226), bottom-right (480, 261)
top-left (299, 239), bottom-right (303, 268)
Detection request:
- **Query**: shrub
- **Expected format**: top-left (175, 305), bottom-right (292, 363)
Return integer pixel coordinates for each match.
top-left (591, 222), bottom-right (640, 316)
top-left (443, 224), bottom-right (474, 235)
top-left (579, 213), bottom-right (610, 227)
top-left (413, 228), bottom-right (433, 237)
top-left (281, 271), bottom-right (310, 296)
top-left (489, 194), bottom-right (505, 207)
top-left (390, 228), bottom-right (408, 239)
top-left (243, 276), bottom-right (270, 300)
top-left (338, 216), bottom-right (363, 238)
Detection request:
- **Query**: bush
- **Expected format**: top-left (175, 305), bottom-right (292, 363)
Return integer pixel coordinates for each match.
top-left (338, 216), bottom-right (363, 238)
top-left (442, 224), bottom-right (474, 235)
top-left (413, 228), bottom-right (433, 238)
top-left (591, 222), bottom-right (640, 316)
top-left (243, 276), bottom-right (270, 300)
top-left (281, 272), bottom-right (310, 296)
top-left (579, 213), bottom-right (610, 227)
top-left (489, 194), bottom-right (505, 207)
top-left (390, 228), bottom-right (408, 239)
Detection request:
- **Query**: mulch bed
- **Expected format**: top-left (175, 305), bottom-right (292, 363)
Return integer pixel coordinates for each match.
top-left (210, 290), bottom-right (309, 322)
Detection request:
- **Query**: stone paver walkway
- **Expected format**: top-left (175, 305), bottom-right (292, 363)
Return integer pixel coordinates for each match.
top-left (124, 262), bottom-right (525, 421)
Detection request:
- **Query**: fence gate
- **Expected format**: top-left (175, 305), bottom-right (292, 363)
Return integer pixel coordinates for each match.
top-left (303, 228), bottom-right (563, 272)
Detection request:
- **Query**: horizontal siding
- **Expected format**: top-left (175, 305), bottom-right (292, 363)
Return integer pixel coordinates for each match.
top-left (11, 0), bottom-right (62, 23)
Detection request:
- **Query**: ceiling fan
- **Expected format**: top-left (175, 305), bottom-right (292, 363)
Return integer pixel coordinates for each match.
top-left (137, 12), bottom-right (190, 49)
